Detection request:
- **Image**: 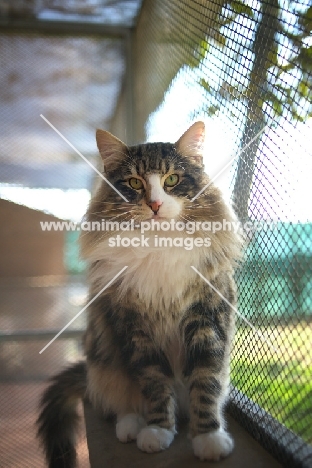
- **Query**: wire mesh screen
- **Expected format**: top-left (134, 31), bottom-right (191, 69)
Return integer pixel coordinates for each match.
top-left (0, 28), bottom-right (125, 467)
top-left (126, 0), bottom-right (312, 466)
top-left (1, 0), bottom-right (311, 467)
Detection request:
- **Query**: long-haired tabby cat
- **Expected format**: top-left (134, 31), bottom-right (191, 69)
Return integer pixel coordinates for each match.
top-left (37, 121), bottom-right (242, 467)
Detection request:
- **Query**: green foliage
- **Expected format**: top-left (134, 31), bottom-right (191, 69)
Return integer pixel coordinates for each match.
top-left (189, 40), bottom-right (210, 69)
top-left (227, 0), bottom-right (255, 19)
top-left (299, 5), bottom-right (312, 34)
top-left (197, 79), bottom-right (221, 115)
top-left (192, 0), bottom-right (312, 125)
top-left (199, 78), bottom-right (210, 92)
top-left (273, 4), bottom-right (312, 122)
top-left (207, 104), bottom-right (220, 117)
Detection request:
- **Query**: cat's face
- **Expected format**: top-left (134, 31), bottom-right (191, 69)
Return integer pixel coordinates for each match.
top-left (82, 122), bottom-right (241, 271)
top-left (94, 122), bottom-right (213, 223)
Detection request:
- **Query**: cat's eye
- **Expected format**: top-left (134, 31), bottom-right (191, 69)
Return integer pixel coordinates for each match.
top-left (129, 177), bottom-right (143, 190)
top-left (164, 174), bottom-right (179, 187)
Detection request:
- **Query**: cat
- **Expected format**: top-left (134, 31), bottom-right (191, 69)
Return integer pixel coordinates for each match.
top-left (37, 121), bottom-right (242, 467)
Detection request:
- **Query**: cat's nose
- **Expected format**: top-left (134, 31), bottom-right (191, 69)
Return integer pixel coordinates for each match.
top-left (148, 200), bottom-right (162, 214)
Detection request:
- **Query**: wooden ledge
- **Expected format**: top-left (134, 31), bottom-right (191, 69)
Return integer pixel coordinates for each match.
top-left (84, 401), bottom-right (281, 467)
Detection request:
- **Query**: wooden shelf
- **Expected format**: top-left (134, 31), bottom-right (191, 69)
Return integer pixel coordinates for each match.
top-left (84, 401), bottom-right (282, 467)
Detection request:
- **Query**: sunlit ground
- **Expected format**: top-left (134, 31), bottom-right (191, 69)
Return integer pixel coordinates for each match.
top-left (231, 322), bottom-right (312, 444)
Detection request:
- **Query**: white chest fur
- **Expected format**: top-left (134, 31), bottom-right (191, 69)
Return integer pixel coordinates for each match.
top-left (88, 233), bottom-right (210, 311)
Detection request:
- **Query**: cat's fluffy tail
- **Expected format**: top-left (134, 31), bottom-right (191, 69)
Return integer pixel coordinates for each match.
top-left (37, 361), bottom-right (87, 468)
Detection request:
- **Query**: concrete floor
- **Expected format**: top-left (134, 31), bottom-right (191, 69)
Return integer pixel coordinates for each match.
top-left (0, 277), bottom-right (89, 467)
top-left (0, 375), bottom-right (90, 468)
top-left (84, 401), bottom-right (282, 468)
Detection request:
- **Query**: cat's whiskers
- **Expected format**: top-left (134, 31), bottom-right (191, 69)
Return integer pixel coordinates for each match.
top-left (183, 212), bottom-right (225, 222)
top-left (183, 206), bottom-right (214, 213)
top-left (178, 214), bottom-right (206, 236)
top-left (178, 213), bottom-right (213, 236)
top-left (92, 201), bottom-right (136, 206)
top-left (184, 199), bottom-right (224, 210)
top-left (89, 208), bottom-right (133, 216)
top-left (184, 204), bottom-right (205, 208)
top-left (179, 214), bottom-right (203, 226)
top-left (195, 192), bottom-right (219, 201)
top-left (106, 207), bottom-right (134, 211)
top-left (202, 199), bottom-right (223, 206)
top-left (106, 210), bottom-right (134, 221)
top-left (87, 209), bottom-right (134, 223)
top-left (80, 211), bottom-right (135, 244)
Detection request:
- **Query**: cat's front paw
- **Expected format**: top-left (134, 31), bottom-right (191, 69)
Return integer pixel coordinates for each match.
top-left (116, 413), bottom-right (146, 443)
top-left (137, 426), bottom-right (175, 453)
top-left (192, 428), bottom-right (234, 461)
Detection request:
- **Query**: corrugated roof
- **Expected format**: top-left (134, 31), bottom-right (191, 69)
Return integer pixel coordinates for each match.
top-left (0, 0), bottom-right (143, 189)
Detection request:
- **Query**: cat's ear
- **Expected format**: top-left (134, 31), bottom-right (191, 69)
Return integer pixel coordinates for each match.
top-left (176, 121), bottom-right (205, 166)
top-left (96, 129), bottom-right (127, 172)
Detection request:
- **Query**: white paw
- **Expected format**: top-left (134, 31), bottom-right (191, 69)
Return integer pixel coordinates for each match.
top-left (137, 426), bottom-right (175, 453)
top-left (192, 428), bottom-right (234, 461)
top-left (116, 414), bottom-right (146, 443)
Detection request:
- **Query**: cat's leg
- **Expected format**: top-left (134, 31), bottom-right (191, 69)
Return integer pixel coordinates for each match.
top-left (134, 353), bottom-right (177, 453)
top-left (86, 304), bottom-right (176, 451)
top-left (182, 295), bottom-right (235, 461)
top-left (118, 313), bottom-right (177, 453)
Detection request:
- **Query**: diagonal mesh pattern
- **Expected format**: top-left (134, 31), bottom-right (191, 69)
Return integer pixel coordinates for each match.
top-left (0, 0), bottom-right (311, 466)
top-left (120, 0), bottom-right (311, 466)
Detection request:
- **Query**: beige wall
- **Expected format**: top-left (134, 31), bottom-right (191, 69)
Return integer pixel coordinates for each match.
top-left (0, 199), bottom-right (65, 277)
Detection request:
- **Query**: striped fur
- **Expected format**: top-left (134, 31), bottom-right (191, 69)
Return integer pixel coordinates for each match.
top-left (37, 122), bottom-right (242, 466)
